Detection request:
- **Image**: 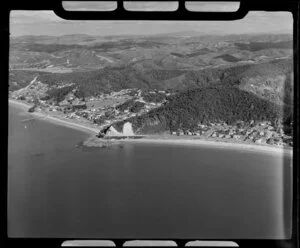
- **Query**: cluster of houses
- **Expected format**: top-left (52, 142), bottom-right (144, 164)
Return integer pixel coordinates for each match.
top-left (12, 85), bottom-right (166, 130)
top-left (171, 120), bottom-right (293, 147)
top-left (59, 89), bottom-right (166, 126)
top-left (10, 82), bottom-right (292, 148)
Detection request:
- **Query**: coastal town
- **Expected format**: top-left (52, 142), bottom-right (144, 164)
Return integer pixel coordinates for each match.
top-left (7, 11), bottom-right (296, 241)
top-left (9, 79), bottom-right (293, 149)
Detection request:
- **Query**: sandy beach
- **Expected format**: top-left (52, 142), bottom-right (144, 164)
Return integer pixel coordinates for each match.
top-left (9, 99), bottom-right (293, 156)
top-left (9, 99), bottom-right (99, 134)
top-left (120, 137), bottom-right (293, 156)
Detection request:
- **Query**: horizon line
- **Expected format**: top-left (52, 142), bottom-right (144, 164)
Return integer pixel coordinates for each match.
top-left (10, 31), bottom-right (293, 38)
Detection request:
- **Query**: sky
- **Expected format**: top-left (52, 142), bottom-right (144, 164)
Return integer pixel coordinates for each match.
top-left (9, 1), bottom-right (293, 37)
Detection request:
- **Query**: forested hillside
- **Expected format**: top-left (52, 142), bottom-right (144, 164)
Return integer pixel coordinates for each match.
top-left (113, 86), bottom-right (292, 134)
top-left (9, 33), bottom-right (294, 144)
top-left (9, 57), bottom-right (293, 107)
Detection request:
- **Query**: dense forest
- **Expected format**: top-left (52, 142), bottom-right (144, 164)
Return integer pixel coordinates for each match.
top-left (44, 85), bottom-right (75, 103)
top-left (141, 91), bottom-right (166, 103)
top-left (116, 99), bottom-right (146, 113)
top-left (113, 85), bottom-right (292, 134)
top-left (9, 59), bottom-right (294, 128)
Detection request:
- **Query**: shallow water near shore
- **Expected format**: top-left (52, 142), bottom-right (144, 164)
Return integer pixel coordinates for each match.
top-left (8, 104), bottom-right (292, 239)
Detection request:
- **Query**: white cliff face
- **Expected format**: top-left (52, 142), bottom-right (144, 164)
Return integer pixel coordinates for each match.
top-left (106, 126), bottom-right (122, 136)
top-left (122, 122), bottom-right (134, 136)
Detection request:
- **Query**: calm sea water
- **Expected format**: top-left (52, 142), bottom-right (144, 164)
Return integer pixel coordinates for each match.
top-left (8, 105), bottom-right (292, 239)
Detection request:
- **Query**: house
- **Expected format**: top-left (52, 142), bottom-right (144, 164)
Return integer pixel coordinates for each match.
top-left (260, 138), bottom-right (267, 144)
top-left (69, 113), bottom-right (76, 119)
top-left (260, 121), bottom-right (270, 127)
top-left (59, 99), bottom-right (70, 107)
top-left (265, 130), bottom-right (273, 140)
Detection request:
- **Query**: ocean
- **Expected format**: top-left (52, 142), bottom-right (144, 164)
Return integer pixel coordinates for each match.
top-left (7, 104), bottom-right (292, 239)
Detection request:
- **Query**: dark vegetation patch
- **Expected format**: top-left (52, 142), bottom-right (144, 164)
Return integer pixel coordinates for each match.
top-left (10, 59), bottom-right (293, 110)
top-left (113, 86), bottom-right (292, 134)
top-left (170, 48), bottom-right (212, 58)
top-left (115, 99), bottom-right (145, 113)
top-left (215, 54), bottom-right (242, 62)
top-left (9, 70), bottom-right (40, 91)
top-left (46, 85), bottom-right (75, 103)
top-left (116, 99), bottom-right (136, 112)
top-left (130, 101), bottom-right (145, 113)
top-left (146, 69), bottom-right (186, 81)
top-left (23, 43), bottom-right (83, 53)
top-left (235, 41), bottom-right (293, 51)
top-left (141, 91), bottom-right (166, 103)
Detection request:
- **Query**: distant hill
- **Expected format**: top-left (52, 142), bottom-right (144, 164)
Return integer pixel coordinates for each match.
top-left (9, 58), bottom-right (293, 106)
top-left (214, 54), bottom-right (242, 62)
top-left (220, 58), bottom-right (294, 106)
top-left (10, 33), bottom-right (293, 73)
top-left (9, 33), bottom-right (294, 138)
top-left (235, 41), bottom-right (293, 51)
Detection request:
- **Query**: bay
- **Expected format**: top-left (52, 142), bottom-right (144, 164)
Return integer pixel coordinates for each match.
top-left (7, 104), bottom-right (292, 239)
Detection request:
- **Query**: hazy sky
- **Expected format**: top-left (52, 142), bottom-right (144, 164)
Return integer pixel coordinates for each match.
top-left (10, 1), bottom-right (293, 37)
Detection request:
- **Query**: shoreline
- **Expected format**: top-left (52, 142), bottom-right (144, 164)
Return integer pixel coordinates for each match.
top-left (9, 99), bottom-right (293, 156)
top-left (9, 99), bottom-right (99, 135)
top-left (120, 137), bottom-right (292, 156)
